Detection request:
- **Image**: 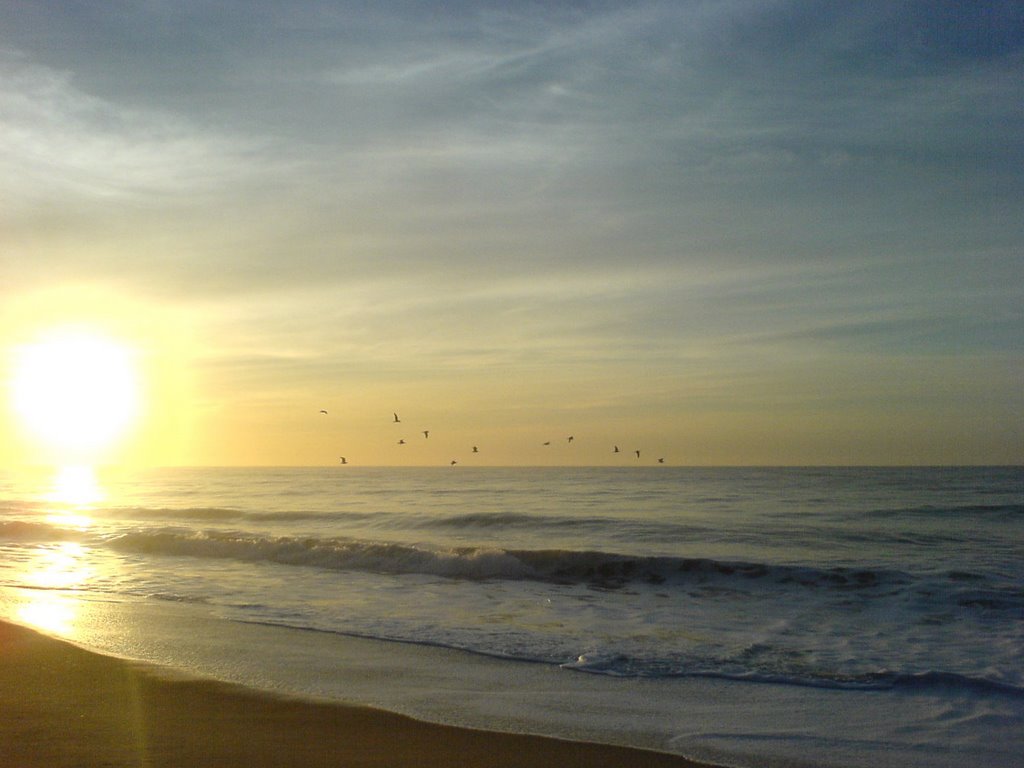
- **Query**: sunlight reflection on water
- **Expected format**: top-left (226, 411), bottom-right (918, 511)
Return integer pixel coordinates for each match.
top-left (16, 591), bottom-right (79, 635)
top-left (14, 542), bottom-right (93, 637)
top-left (47, 464), bottom-right (105, 506)
top-left (13, 466), bottom-right (105, 637)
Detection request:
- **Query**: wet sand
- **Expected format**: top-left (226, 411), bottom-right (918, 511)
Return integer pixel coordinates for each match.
top-left (0, 619), bottom-right (718, 767)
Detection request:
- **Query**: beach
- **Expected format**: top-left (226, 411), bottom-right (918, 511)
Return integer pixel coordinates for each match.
top-left (1, 466), bottom-right (1021, 768)
top-left (0, 618), bottom-right (714, 768)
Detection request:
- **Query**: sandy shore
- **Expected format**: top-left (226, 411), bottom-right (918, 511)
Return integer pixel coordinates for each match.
top-left (0, 619), bottom-right (718, 768)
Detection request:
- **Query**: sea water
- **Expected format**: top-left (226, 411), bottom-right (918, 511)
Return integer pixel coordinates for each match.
top-left (0, 466), bottom-right (1021, 768)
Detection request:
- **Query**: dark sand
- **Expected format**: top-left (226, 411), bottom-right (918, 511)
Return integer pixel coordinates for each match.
top-left (0, 619), bottom-right (720, 767)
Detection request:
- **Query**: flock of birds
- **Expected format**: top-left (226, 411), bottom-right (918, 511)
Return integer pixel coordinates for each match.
top-left (322, 410), bottom-right (666, 466)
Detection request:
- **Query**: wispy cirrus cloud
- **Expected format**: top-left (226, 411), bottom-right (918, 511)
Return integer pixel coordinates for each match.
top-left (1, 1), bottom-right (1021, 463)
top-left (0, 51), bottom-right (269, 206)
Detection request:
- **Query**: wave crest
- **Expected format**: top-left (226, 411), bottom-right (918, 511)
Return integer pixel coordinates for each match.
top-left (101, 529), bottom-right (927, 592)
top-left (0, 520), bottom-right (86, 541)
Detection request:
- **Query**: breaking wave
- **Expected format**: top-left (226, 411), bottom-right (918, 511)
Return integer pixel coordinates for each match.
top-left (4, 520), bottom-right (1019, 612)
top-left (0, 520), bottom-right (88, 541)
top-left (98, 527), bottom-right (950, 593)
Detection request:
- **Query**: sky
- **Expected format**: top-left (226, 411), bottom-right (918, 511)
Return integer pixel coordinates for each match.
top-left (1, 0), bottom-right (1021, 467)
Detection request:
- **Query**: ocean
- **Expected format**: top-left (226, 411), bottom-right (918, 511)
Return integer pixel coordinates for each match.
top-left (1, 465), bottom-right (1021, 768)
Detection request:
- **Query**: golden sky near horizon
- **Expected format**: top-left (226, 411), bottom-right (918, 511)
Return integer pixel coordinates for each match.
top-left (1, 3), bottom-right (1022, 467)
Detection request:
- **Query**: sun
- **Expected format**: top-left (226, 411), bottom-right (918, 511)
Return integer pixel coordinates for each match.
top-left (10, 327), bottom-right (142, 460)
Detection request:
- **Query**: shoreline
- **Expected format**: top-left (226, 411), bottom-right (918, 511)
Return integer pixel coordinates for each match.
top-left (0, 618), bottom-right (720, 768)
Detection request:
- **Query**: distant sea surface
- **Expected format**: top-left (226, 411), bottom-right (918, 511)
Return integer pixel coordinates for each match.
top-left (1, 466), bottom-right (1022, 768)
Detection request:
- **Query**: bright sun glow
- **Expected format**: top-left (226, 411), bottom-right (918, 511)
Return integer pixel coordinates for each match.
top-left (10, 328), bottom-right (141, 459)
top-left (47, 464), bottom-right (105, 509)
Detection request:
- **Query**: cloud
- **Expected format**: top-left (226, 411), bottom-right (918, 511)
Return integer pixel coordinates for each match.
top-left (0, 50), bottom-right (269, 208)
top-left (1, 2), bottom-right (1021, 463)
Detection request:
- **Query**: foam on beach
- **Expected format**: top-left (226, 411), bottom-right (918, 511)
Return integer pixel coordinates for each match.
top-left (0, 617), bottom-right (708, 768)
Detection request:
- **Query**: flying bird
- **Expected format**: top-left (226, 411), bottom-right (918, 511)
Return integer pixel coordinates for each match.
top-left (567, 436), bottom-right (574, 443)
top-left (542, 441), bottom-right (551, 446)
top-left (423, 430), bottom-right (430, 439)
top-left (393, 413), bottom-right (400, 423)
top-left (472, 446), bottom-right (479, 453)
top-left (613, 445), bottom-right (620, 453)
top-left (450, 460), bottom-right (457, 466)
top-left (635, 450), bottom-right (641, 459)
top-left (658, 458), bottom-right (665, 464)
top-left (398, 439), bottom-right (406, 445)
top-left (319, 409), bottom-right (328, 415)
top-left (339, 457), bottom-right (347, 464)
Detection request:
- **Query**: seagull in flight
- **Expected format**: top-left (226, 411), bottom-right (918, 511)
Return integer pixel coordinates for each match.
top-left (613, 445), bottom-right (620, 453)
top-left (393, 413), bottom-right (400, 423)
top-left (542, 441), bottom-right (551, 446)
top-left (450, 459), bottom-right (457, 466)
top-left (319, 409), bottom-right (328, 415)
top-left (658, 458), bottom-right (665, 464)
top-left (339, 457), bottom-right (348, 464)
top-left (635, 450), bottom-right (641, 459)
top-left (567, 436), bottom-right (574, 443)
top-left (398, 439), bottom-right (406, 445)
top-left (423, 430), bottom-right (430, 439)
